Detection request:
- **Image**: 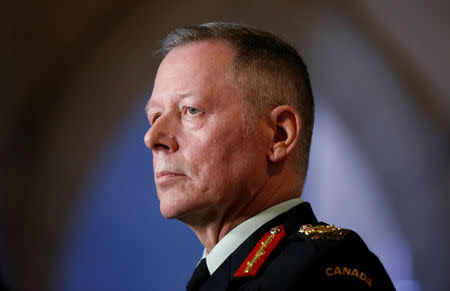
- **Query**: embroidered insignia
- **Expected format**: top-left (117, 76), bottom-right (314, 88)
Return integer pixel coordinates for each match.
top-left (234, 225), bottom-right (286, 278)
top-left (298, 224), bottom-right (350, 240)
top-left (325, 266), bottom-right (372, 287)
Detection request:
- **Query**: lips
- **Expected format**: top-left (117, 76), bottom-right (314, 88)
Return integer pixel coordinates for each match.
top-left (154, 157), bottom-right (187, 184)
top-left (155, 171), bottom-right (186, 184)
top-left (156, 171), bottom-right (185, 179)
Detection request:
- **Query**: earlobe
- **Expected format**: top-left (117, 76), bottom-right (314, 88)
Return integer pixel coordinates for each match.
top-left (270, 144), bottom-right (287, 162)
top-left (267, 105), bottom-right (301, 163)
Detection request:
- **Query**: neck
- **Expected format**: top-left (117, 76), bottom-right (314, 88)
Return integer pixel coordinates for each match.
top-left (183, 168), bottom-right (302, 252)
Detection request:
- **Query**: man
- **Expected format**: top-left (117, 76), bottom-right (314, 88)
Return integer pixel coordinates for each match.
top-left (144, 22), bottom-right (395, 290)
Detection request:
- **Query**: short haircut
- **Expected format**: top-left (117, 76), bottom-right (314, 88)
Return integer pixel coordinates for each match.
top-left (159, 22), bottom-right (314, 180)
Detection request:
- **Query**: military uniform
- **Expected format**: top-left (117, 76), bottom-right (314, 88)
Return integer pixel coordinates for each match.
top-left (187, 201), bottom-right (395, 291)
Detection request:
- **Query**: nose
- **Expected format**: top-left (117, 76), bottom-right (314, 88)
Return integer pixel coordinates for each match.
top-left (144, 115), bottom-right (179, 153)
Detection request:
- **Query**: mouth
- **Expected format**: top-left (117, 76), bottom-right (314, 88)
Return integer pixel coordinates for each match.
top-left (155, 171), bottom-right (186, 183)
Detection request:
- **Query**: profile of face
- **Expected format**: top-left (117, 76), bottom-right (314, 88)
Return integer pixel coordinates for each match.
top-left (144, 41), bottom-right (270, 223)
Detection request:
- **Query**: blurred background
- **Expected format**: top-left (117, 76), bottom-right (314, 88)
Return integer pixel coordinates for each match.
top-left (1, 0), bottom-right (449, 290)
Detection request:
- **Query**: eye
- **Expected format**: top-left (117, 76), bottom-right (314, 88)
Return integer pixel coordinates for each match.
top-left (186, 106), bottom-right (200, 115)
top-left (150, 113), bottom-right (161, 125)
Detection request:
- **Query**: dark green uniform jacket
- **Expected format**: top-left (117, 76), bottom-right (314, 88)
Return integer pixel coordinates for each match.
top-left (187, 202), bottom-right (395, 291)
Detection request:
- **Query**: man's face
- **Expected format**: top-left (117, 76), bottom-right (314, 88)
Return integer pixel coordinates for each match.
top-left (144, 41), bottom-right (269, 222)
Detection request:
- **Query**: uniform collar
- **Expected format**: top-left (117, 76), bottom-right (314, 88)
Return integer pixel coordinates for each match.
top-left (201, 198), bottom-right (304, 274)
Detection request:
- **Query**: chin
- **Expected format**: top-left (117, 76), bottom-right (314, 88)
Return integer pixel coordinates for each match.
top-left (159, 198), bottom-right (213, 226)
top-left (159, 203), bottom-right (181, 219)
top-left (158, 197), bottom-right (193, 219)
top-left (157, 188), bottom-right (182, 218)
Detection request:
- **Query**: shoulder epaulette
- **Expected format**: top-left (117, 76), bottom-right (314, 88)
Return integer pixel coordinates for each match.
top-left (234, 225), bottom-right (286, 278)
top-left (298, 223), bottom-right (350, 240)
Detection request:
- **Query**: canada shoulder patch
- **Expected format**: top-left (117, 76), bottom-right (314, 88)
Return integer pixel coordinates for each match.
top-left (234, 224), bottom-right (286, 278)
top-left (325, 266), bottom-right (373, 287)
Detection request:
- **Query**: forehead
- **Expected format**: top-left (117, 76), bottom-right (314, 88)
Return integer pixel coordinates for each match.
top-left (147, 40), bottom-right (238, 110)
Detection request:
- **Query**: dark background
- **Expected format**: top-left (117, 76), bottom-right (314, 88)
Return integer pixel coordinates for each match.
top-left (1, 1), bottom-right (449, 290)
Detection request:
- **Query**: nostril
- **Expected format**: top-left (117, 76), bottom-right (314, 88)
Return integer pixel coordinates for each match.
top-left (145, 124), bottom-right (178, 152)
top-left (154, 143), bottom-right (170, 151)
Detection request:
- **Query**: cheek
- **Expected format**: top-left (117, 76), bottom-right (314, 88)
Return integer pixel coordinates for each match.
top-left (198, 133), bottom-right (259, 181)
top-left (181, 133), bottom-right (238, 185)
top-left (199, 129), bottom-right (245, 163)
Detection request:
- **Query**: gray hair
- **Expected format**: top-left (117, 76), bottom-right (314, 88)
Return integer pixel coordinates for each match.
top-left (159, 22), bottom-right (314, 180)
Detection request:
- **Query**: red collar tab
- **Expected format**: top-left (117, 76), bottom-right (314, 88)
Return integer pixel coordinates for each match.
top-left (234, 224), bottom-right (286, 278)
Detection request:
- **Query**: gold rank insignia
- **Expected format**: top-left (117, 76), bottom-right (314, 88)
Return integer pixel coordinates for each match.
top-left (298, 224), bottom-right (350, 240)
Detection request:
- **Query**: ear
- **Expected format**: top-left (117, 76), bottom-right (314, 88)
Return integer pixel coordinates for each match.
top-left (267, 105), bottom-right (301, 163)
